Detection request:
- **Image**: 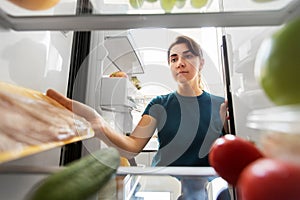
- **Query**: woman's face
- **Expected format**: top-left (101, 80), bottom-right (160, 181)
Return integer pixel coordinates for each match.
top-left (169, 43), bottom-right (203, 84)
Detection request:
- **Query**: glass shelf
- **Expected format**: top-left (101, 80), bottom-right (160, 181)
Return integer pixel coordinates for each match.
top-left (1, 0), bottom-right (296, 16)
top-left (0, 165), bottom-right (228, 200)
top-left (0, 0), bottom-right (299, 30)
top-left (104, 34), bottom-right (144, 75)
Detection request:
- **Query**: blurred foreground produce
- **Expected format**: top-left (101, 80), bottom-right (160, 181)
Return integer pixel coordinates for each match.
top-left (129, 0), bottom-right (144, 9)
top-left (175, 0), bottom-right (186, 8)
top-left (237, 158), bottom-right (300, 200)
top-left (209, 134), bottom-right (264, 186)
top-left (190, 0), bottom-right (208, 8)
top-left (29, 147), bottom-right (120, 200)
top-left (160, 0), bottom-right (176, 13)
top-left (129, 0), bottom-right (209, 12)
top-left (255, 17), bottom-right (300, 106)
top-left (8, 0), bottom-right (60, 10)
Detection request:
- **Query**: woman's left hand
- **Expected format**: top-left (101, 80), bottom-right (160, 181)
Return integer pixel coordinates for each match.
top-left (220, 100), bottom-right (229, 133)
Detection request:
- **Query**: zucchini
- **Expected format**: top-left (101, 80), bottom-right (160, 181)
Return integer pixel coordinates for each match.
top-left (29, 147), bottom-right (120, 200)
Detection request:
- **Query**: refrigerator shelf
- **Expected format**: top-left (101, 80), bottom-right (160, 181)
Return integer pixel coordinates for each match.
top-left (0, 0), bottom-right (300, 31)
top-left (0, 129), bottom-right (94, 164)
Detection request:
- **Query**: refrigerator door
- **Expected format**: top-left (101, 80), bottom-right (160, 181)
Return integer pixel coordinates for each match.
top-left (222, 26), bottom-right (281, 143)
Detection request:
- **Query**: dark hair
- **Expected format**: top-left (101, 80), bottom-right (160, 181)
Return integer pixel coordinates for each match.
top-left (167, 35), bottom-right (203, 63)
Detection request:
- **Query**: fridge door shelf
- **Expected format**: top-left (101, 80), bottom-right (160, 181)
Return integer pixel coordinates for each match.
top-left (99, 77), bottom-right (139, 112)
top-left (247, 105), bottom-right (300, 134)
top-left (104, 35), bottom-right (144, 75)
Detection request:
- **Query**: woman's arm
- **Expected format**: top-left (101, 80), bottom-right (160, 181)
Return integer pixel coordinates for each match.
top-left (46, 89), bottom-right (157, 158)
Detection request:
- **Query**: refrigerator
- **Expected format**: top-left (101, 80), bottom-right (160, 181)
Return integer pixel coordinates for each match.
top-left (0, 0), bottom-right (299, 199)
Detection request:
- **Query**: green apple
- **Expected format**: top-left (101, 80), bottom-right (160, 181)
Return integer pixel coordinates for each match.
top-left (190, 0), bottom-right (208, 8)
top-left (175, 0), bottom-right (186, 9)
top-left (255, 18), bottom-right (300, 105)
top-left (160, 0), bottom-right (176, 13)
top-left (146, 0), bottom-right (158, 2)
top-left (129, 0), bottom-right (144, 9)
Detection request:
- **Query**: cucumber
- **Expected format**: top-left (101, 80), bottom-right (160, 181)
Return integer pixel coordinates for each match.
top-left (29, 147), bottom-right (120, 200)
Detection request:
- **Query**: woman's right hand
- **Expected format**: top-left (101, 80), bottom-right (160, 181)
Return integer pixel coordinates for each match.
top-left (46, 89), bottom-right (155, 157)
top-left (46, 89), bottom-right (107, 138)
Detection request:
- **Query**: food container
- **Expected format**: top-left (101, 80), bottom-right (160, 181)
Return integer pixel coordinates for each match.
top-left (247, 105), bottom-right (300, 165)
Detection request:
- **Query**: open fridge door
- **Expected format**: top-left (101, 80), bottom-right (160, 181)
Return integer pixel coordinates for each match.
top-left (221, 34), bottom-right (236, 136)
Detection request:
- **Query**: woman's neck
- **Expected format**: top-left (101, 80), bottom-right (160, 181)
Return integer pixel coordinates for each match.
top-left (177, 83), bottom-right (203, 97)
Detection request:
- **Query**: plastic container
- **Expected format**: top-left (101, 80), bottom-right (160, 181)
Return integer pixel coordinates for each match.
top-left (247, 105), bottom-right (300, 165)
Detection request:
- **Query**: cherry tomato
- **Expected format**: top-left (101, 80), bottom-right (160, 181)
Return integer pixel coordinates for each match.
top-left (237, 158), bottom-right (300, 200)
top-left (209, 134), bottom-right (264, 186)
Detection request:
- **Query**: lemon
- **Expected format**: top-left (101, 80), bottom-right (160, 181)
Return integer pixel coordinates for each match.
top-left (129, 0), bottom-right (144, 9)
top-left (190, 0), bottom-right (208, 8)
top-left (255, 18), bottom-right (300, 105)
top-left (160, 0), bottom-right (176, 13)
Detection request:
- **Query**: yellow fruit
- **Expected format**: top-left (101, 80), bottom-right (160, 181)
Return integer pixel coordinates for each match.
top-left (255, 18), bottom-right (300, 105)
top-left (175, 0), bottom-right (186, 8)
top-left (109, 71), bottom-right (128, 78)
top-left (190, 0), bottom-right (208, 8)
top-left (160, 0), bottom-right (176, 13)
top-left (129, 0), bottom-right (144, 9)
top-left (8, 0), bottom-right (60, 10)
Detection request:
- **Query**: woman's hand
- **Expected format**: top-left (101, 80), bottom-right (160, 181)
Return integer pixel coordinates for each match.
top-left (46, 89), bottom-right (150, 158)
top-left (46, 89), bottom-right (107, 138)
top-left (220, 100), bottom-right (229, 134)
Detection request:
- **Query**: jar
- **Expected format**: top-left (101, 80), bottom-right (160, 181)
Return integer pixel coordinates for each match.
top-left (247, 105), bottom-right (300, 165)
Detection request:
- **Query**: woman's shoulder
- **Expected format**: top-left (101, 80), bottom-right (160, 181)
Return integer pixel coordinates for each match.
top-left (203, 91), bottom-right (225, 103)
top-left (147, 92), bottom-right (176, 106)
top-left (153, 92), bottom-right (175, 101)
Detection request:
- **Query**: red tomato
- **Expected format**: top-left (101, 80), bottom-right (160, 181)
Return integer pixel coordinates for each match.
top-left (237, 158), bottom-right (300, 200)
top-left (209, 134), bottom-right (264, 186)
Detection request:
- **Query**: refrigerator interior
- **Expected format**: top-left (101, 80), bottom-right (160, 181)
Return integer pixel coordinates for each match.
top-left (0, 0), bottom-right (299, 199)
top-left (85, 27), bottom-right (226, 166)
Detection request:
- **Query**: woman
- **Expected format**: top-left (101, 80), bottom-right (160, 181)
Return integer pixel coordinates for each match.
top-left (47, 35), bottom-right (228, 166)
top-left (47, 35), bottom-right (230, 200)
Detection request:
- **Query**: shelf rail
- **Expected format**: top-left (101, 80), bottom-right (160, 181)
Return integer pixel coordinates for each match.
top-left (0, 0), bottom-right (300, 31)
